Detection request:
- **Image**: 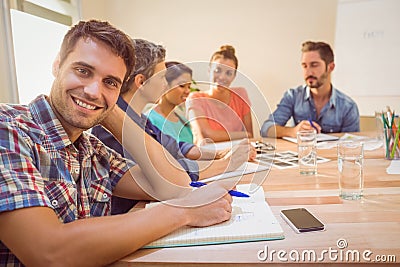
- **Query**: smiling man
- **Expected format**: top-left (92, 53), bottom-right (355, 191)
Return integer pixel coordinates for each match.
top-left (0, 20), bottom-right (233, 266)
top-left (261, 41), bottom-right (360, 138)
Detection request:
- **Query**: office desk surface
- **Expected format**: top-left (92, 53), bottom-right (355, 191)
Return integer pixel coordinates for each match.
top-left (112, 134), bottom-right (400, 266)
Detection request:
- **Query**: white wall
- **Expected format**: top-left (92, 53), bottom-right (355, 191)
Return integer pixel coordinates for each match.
top-left (2, 0), bottom-right (339, 127)
top-left (3, 1), bottom-right (397, 123)
top-left (82, 0), bottom-right (338, 137)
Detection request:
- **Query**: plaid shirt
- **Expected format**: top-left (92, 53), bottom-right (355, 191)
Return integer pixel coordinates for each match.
top-left (0, 95), bottom-right (135, 266)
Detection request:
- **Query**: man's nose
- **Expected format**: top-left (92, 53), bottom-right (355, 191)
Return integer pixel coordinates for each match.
top-left (304, 66), bottom-right (313, 76)
top-left (84, 80), bottom-right (101, 98)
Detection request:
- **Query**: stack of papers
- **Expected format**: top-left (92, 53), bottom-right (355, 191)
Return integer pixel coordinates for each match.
top-left (316, 133), bottom-right (383, 151)
top-left (283, 133), bottom-right (339, 143)
top-left (201, 161), bottom-right (270, 183)
top-left (199, 140), bottom-right (271, 183)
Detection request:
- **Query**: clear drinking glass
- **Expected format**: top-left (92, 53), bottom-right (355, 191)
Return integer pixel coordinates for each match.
top-left (337, 141), bottom-right (364, 200)
top-left (297, 130), bottom-right (317, 175)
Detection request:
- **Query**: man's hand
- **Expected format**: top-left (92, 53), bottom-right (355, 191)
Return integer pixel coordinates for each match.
top-left (165, 180), bottom-right (234, 227)
top-left (222, 139), bottom-right (253, 172)
top-left (293, 120), bottom-right (321, 135)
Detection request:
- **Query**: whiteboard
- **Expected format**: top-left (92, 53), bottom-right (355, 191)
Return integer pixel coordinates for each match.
top-left (10, 9), bottom-right (68, 104)
top-left (333, 0), bottom-right (400, 97)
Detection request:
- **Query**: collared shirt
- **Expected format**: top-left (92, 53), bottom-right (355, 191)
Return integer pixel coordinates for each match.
top-left (261, 85), bottom-right (360, 136)
top-left (0, 95), bottom-right (134, 265)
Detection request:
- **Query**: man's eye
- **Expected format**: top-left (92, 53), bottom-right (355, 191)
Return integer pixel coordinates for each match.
top-left (105, 79), bottom-right (118, 88)
top-left (76, 68), bottom-right (89, 75)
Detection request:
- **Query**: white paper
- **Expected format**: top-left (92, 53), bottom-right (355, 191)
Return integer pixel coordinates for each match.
top-left (316, 134), bottom-right (383, 151)
top-left (283, 133), bottom-right (339, 144)
top-left (386, 160), bottom-right (400, 174)
top-left (201, 161), bottom-right (270, 183)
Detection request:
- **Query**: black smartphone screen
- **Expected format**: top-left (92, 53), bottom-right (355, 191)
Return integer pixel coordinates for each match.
top-left (280, 208), bottom-right (325, 233)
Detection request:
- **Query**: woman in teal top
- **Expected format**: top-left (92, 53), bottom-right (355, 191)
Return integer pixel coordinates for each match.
top-left (145, 61), bottom-right (194, 143)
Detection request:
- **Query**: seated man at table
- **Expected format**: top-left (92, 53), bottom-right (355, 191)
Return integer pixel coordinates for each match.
top-left (0, 20), bottom-right (234, 266)
top-left (261, 41), bottom-right (360, 138)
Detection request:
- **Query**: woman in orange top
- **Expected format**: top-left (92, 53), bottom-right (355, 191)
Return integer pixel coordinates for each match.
top-left (186, 45), bottom-right (253, 145)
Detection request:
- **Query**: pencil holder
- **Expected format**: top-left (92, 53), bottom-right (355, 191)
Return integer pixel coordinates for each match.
top-left (383, 128), bottom-right (400, 160)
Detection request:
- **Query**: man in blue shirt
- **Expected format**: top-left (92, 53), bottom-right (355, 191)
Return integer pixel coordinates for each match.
top-left (261, 41), bottom-right (360, 138)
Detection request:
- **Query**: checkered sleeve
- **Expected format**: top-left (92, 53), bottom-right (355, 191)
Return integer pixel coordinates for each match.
top-left (0, 122), bottom-right (51, 213)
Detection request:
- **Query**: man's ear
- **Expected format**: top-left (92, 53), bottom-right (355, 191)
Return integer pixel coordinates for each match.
top-left (52, 53), bottom-right (61, 77)
top-left (134, 74), bottom-right (146, 87)
top-left (328, 62), bottom-right (335, 72)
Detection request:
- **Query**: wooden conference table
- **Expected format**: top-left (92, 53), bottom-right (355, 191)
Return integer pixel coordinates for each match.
top-left (112, 132), bottom-right (400, 266)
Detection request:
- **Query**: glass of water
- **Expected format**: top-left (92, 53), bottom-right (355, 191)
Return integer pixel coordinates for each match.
top-left (297, 130), bottom-right (317, 175)
top-left (337, 141), bottom-right (364, 200)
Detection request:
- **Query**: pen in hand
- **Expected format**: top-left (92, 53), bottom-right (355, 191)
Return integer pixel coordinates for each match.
top-left (308, 119), bottom-right (318, 132)
top-left (190, 181), bottom-right (250, 198)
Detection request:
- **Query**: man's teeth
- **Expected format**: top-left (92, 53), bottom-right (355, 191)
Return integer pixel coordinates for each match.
top-left (75, 99), bottom-right (96, 110)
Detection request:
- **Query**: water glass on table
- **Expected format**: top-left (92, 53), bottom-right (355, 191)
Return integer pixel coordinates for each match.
top-left (337, 141), bottom-right (364, 200)
top-left (297, 130), bottom-right (317, 175)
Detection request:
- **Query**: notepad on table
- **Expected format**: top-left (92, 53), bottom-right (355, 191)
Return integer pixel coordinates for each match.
top-left (283, 133), bottom-right (339, 143)
top-left (199, 140), bottom-right (271, 182)
top-left (143, 184), bottom-right (284, 248)
top-left (200, 161), bottom-right (270, 183)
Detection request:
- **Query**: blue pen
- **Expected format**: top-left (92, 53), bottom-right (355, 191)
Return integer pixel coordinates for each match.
top-left (308, 119), bottom-right (318, 132)
top-left (190, 181), bottom-right (250, 198)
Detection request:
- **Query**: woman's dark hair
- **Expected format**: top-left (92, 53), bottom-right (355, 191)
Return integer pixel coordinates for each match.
top-left (165, 61), bottom-right (193, 85)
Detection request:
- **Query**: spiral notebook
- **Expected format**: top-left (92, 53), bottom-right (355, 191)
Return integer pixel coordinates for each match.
top-left (143, 184), bottom-right (284, 248)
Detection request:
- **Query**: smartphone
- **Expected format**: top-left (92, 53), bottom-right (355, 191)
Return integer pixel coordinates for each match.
top-left (280, 208), bottom-right (325, 233)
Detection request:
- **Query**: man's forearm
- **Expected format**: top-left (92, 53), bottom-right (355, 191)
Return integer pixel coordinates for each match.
top-left (268, 125), bottom-right (296, 138)
top-left (102, 106), bottom-right (191, 199)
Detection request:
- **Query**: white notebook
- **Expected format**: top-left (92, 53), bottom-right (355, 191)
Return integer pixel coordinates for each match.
top-left (143, 184), bottom-right (284, 248)
top-left (201, 161), bottom-right (271, 183)
top-left (199, 140), bottom-right (271, 183)
top-left (283, 133), bottom-right (339, 143)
